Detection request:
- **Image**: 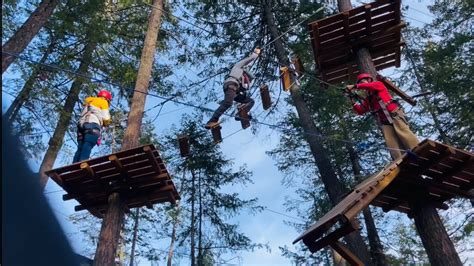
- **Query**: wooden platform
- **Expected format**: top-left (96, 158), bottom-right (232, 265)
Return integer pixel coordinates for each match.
top-left (45, 145), bottom-right (180, 218)
top-left (293, 139), bottom-right (473, 259)
top-left (308, 0), bottom-right (404, 84)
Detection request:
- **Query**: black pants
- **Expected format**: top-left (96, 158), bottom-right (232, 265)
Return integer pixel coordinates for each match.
top-left (211, 83), bottom-right (254, 120)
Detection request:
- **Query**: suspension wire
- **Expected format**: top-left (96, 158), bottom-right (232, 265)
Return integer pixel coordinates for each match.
top-left (2, 50), bottom-right (410, 154)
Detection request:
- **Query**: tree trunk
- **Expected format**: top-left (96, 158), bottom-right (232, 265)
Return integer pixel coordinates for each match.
top-left (5, 37), bottom-right (55, 124)
top-left (190, 169), bottom-right (197, 266)
top-left (347, 145), bottom-right (388, 266)
top-left (2, 0), bottom-right (59, 73)
top-left (411, 204), bottom-right (462, 266)
top-left (121, 0), bottom-right (163, 151)
top-left (38, 39), bottom-right (97, 188)
top-left (262, 1), bottom-right (373, 264)
top-left (94, 0), bottom-right (163, 264)
top-left (93, 193), bottom-right (125, 265)
top-left (129, 208), bottom-right (140, 266)
top-left (167, 203), bottom-right (180, 266)
top-left (197, 172), bottom-right (203, 266)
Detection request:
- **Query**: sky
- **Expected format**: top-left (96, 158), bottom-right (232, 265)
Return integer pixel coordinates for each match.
top-left (3, 0), bottom-right (473, 265)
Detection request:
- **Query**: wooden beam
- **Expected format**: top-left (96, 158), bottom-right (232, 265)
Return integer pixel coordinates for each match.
top-left (143, 145), bottom-right (162, 175)
top-left (330, 241), bottom-right (364, 266)
top-left (377, 75), bottom-right (416, 106)
top-left (109, 154), bottom-right (129, 180)
top-left (305, 219), bottom-right (358, 253)
top-left (80, 162), bottom-right (96, 179)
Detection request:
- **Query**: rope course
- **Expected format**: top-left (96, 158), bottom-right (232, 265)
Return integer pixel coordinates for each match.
top-left (2, 50), bottom-right (410, 155)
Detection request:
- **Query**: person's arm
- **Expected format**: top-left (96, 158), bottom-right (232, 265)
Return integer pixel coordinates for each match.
top-left (101, 100), bottom-right (112, 126)
top-left (352, 98), bottom-right (369, 115)
top-left (232, 50), bottom-right (259, 70)
top-left (355, 81), bottom-right (386, 93)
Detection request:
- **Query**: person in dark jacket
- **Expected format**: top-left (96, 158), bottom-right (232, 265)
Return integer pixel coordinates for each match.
top-left (346, 73), bottom-right (419, 159)
top-left (205, 48), bottom-right (261, 129)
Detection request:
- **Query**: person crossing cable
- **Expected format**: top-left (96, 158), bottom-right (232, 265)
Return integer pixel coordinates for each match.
top-left (346, 73), bottom-right (419, 159)
top-left (73, 89), bottom-right (112, 163)
top-left (205, 48), bottom-right (261, 129)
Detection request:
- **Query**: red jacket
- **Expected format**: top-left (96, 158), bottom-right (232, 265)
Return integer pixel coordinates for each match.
top-left (352, 81), bottom-right (398, 121)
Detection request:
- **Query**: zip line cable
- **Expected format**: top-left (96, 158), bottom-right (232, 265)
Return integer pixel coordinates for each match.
top-left (2, 50), bottom-right (410, 155)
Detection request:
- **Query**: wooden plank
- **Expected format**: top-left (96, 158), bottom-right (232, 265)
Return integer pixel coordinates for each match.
top-left (143, 145), bottom-right (162, 175)
top-left (238, 108), bottom-right (251, 129)
top-left (211, 125), bottom-right (223, 144)
top-left (330, 241), bottom-right (364, 266)
top-left (260, 84), bottom-right (272, 110)
top-left (305, 219), bottom-right (358, 253)
top-left (377, 75), bottom-right (416, 106)
top-left (109, 154), bottom-right (129, 179)
top-left (177, 134), bottom-right (190, 157)
top-left (80, 162), bottom-right (96, 179)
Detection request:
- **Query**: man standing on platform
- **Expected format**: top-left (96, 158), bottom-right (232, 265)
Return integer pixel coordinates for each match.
top-left (345, 73), bottom-right (419, 159)
top-left (205, 48), bottom-right (261, 129)
top-left (73, 89), bottom-right (112, 163)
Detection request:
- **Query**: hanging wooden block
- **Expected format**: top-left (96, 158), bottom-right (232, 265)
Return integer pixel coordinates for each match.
top-left (291, 56), bottom-right (305, 76)
top-left (376, 74), bottom-right (416, 106)
top-left (280, 66), bottom-right (292, 91)
top-left (260, 84), bottom-right (272, 110)
top-left (211, 125), bottom-right (223, 143)
top-left (238, 108), bottom-right (251, 129)
top-left (177, 134), bottom-right (190, 157)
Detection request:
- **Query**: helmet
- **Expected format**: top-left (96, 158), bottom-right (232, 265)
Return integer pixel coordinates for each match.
top-left (97, 90), bottom-right (112, 101)
top-left (356, 73), bottom-right (373, 83)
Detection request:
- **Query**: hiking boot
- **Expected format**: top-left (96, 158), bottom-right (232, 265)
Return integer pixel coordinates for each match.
top-left (205, 118), bottom-right (219, 129)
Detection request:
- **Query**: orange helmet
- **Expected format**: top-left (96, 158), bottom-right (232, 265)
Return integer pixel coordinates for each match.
top-left (97, 90), bottom-right (112, 101)
top-left (356, 73), bottom-right (373, 83)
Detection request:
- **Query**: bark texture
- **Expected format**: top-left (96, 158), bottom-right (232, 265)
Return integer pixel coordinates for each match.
top-left (93, 193), bottom-right (125, 265)
top-left (262, 1), bottom-right (373, 264)
top-left (121, 0), bottom-right (163, 151)
top-left (411, 204), bottom-right (462, 266)
top-left (38, 39), bottom-right (97, 188)
top-left (129, 208), bottom-right (140, 266)
top-left (5, 38), bottom-right (55, 124)
top-left (2, 0), bottom-right (59, 73)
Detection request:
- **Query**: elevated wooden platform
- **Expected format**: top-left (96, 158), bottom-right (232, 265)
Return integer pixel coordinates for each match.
top-left (293, 139), bottom-right (473, 261)
top-left (45, 145), bottom-right (180, 218)
top-left (308, 0), bottom-right (404, 84)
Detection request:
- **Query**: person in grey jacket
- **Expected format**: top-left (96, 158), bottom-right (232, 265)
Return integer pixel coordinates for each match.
top-left (205, 48), bottom-right (261, 129)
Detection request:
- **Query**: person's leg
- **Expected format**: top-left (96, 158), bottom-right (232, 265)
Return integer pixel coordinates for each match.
top-left (392, 109), bottom-right (420, 150)
top-left (211, 84), bottom-right (238, 120)
top-left (238, 94), bottom-right (255, 113)
top-left (72, 128), bottom-right (84, 163)
top-left (78, 132), bottom-right (99, 162)
top-left (381, 124), bottom-right (404, 160)
top-left (206, 83), bottom-right (238, 128)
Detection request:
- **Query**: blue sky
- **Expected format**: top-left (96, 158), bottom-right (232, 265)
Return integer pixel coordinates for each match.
top-left (3, 0), bottom-right (473, 265)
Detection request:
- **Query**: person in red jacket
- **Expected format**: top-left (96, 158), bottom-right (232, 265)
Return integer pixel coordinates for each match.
top-left (346, 73), bottom-right (419, 159)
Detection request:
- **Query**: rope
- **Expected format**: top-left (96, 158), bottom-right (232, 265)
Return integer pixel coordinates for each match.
top-left (2, 50), bottom-right (410, 155)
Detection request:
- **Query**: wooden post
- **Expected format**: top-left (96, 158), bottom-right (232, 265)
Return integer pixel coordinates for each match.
top-left (336, 0), bottom-right (462, 264)
top-left (93, 193), bottom-right (124, 265)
